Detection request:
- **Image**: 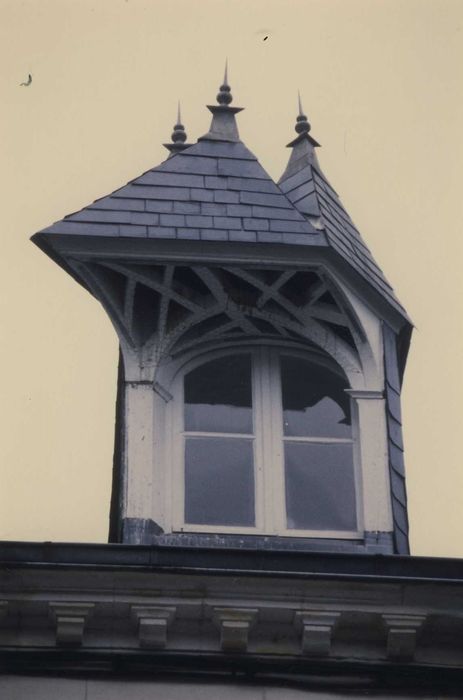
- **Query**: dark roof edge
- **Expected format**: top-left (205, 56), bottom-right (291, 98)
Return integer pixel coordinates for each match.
top-left (1, 541), bottom-right (462, 584)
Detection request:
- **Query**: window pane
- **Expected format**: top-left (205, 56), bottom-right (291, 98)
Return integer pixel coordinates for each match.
top-left (184, 355), bottom-right (252, 433)
top-left (185, 437), bottom-right (255, 526)
top-left (281, 356), bottom-right (351, 438)
top-left (285, 442), bottom-right (356, 531)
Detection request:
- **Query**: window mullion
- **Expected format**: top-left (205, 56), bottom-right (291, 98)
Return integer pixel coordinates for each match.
top-left (265, 348), bottom-right (286, 534)
top-left (252, 348), bottom-right (266, 532)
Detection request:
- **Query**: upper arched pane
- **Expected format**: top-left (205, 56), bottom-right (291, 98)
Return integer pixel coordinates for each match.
top-left (184, 354), bottom-right (253, 434)
top-left (280, 356), bottom-right (351, 438)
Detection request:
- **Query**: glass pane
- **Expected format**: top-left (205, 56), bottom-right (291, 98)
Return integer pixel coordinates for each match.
top-left (281, 356), bottom-right (351, 438)
top-left (184, 355), bottom-right (252, 433)
top-left (185, 437), bottom-right (255, 526)
top-left (285, 442), bottom-right (356, 531)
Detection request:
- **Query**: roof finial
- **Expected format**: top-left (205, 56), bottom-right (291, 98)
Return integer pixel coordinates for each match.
top-left (295, 91), bottom-right (311, 135)
top-left (217, 59), bottom-right (233, 106)
top-left (164, 101), bottom-right (191, 155)
top-left (171, 101), bottom-right (187, 144)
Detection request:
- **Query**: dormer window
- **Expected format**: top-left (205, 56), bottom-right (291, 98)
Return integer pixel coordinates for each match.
top-left (172, 345), bottom-right (359, 538)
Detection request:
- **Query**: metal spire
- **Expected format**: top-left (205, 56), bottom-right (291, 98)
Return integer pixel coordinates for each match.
top-left (171, 101), bottom-right (187, 144)
top-left (295, 91), bottom-right (311, 135)
top-left (216, 59), bottom-right (233, 106)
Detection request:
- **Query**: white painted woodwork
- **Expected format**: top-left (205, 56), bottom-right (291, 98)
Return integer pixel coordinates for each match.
top-left (347, 391), bottom-right (393, 532)
top-left (124, 383), bottom-right (155, 519)
top-left (110, 261), bottom-right (396, 542)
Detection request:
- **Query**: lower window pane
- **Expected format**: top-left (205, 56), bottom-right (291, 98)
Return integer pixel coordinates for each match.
top-left (185, 437), bottom-right (255, 526)
top-left (285, 442), bottom-right (356, 531)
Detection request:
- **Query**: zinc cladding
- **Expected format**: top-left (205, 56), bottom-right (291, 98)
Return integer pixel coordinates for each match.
top-left (39, 140), bottom-right (322, 246)
top-left (278, 145), bottom-right (408, 320)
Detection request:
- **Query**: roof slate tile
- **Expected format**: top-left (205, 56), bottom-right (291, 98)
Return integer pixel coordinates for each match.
top-left (138, 172), bottom-right (204, 188)
top-left (186, 141), bottom-right (256, 160)
top-left (177, 227), bottom-right (200, 239)
top-left (227, 177), bottom-right (281, 194)
top-left (217, 159), bottom-right (267, 178)
top-left (229, 230), bottom-right (257, 243)
top-left (226, 204), bottom-right (253, 217)
top-left (145, 200), bottom-right (174, 213)
top-left (160, 214), bottom-right (185, 227)
top-left (116, 185), bottom-right (191, 201)
top-left (173, 202), bottom-right (201, 214)
top-left (147, 226), bottom-right (176, 238)
top-left (186, 215), bottom-right (213, 228)
top-left (200, 229), bottom-right (228, 241)
top-left (243, 218), bottom-right (269, 231)
top-left (214, 190), bottom-right (240, 204)
top-left (201, 203), bottom-right (227, 215)
top-left (158, 154), bottom-right (218, 176)
top-left (214, 216), bottom-right (241, 229)
top-left (191, 188), bottom-right (214, 202)
top-left (91, 197), bottom-right (145, 212)
top-left (119, 225), bottom-right (147, 237)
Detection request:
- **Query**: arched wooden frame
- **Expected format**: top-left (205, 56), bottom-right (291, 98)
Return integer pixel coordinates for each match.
top-left (158, 340), bottom-right (364, 540)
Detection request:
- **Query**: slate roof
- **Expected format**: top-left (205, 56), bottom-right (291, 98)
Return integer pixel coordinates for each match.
top-left (40, 137), bottom-right (320, 247)
top-left (35, 83), bottom-right (408, 324)
top-left (278, 134), bottom-right (408, 319)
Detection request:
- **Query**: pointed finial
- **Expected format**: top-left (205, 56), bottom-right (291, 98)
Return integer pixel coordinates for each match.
top-left (217, 60), bottom-right (233, 106)
top-left (171, 101), bottom-right (187, 144)
top-left (164, 102), bottom-right (191, 155)
top-left (295, 91), bottom-right (311, 135)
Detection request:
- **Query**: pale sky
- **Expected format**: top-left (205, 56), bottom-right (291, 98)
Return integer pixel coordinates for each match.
top-left (1, 0), bottom-right (462, 557)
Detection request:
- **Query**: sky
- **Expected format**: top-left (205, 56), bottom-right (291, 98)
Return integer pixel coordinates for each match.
top-left (0, 0), bottom-right (462, 557)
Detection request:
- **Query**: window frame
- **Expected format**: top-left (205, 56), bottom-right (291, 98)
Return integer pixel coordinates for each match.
top-left (167, 340), bottom-right (363, 540)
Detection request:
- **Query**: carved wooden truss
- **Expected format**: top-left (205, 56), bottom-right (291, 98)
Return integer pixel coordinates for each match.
top-left (70, 260), bottom-right (363, 364)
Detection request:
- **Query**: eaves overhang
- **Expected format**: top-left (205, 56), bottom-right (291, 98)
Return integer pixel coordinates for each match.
top-left (32, 231), bottom-right (411, 345)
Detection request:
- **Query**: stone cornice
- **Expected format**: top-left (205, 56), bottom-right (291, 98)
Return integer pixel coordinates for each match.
top-left (1, 563), bottom-right (463, 674)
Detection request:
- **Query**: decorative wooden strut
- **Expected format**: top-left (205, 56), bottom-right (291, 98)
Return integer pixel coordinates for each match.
top-left (71, 260), bottom-right (362, 367)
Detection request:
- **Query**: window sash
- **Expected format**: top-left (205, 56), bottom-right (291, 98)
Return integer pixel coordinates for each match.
top-left (173, 346), bottom-right (362, 538)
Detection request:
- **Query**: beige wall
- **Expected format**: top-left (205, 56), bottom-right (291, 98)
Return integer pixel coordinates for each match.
top-left (0, 0), bottom-right (462, 556)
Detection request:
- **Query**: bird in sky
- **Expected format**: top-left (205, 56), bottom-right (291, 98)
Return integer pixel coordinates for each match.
top-left (20, 74), bottom-right (32, 87)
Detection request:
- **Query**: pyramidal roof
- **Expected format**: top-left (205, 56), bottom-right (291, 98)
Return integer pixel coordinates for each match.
top-left (278, 100), bottom-right (407, 319)
top-left (34, 74), bottom-right (408, 324)
top-left (38, 76), bottom-right (320, 248)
